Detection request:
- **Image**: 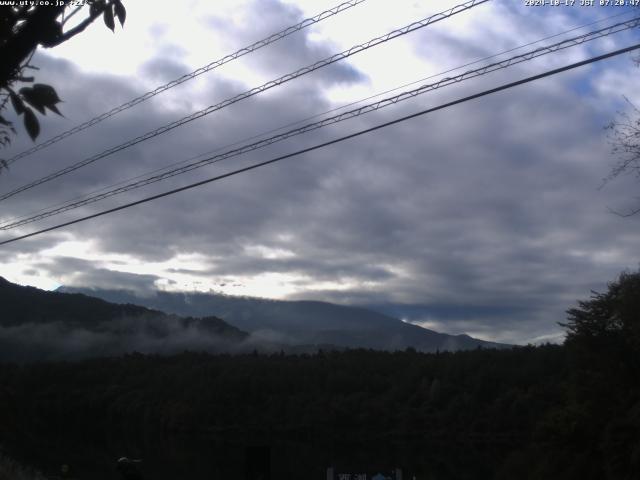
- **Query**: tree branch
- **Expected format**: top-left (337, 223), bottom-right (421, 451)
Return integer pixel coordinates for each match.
top-left (46, 4), bottom-right (107, 48)
top-left (607, 204), bottom-right (640, 218)
top-left (61, 5), bottom-right (84, 26)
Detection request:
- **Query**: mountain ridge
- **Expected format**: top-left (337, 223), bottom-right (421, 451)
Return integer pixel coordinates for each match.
top-left (0, 277), bottom-right (248, 362)
top-left (58, 285), bottom-right (509, 352)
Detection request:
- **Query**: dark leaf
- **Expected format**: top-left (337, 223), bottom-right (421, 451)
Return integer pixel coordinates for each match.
top-left (10, 92), bottom-right (25, 115)
top-left (19, 87), bottom-right (46, 114)
top-left (40, 21), bottom-right (63, 47)
top-left (0, 115), bottom-right (10, 126)
top-left (46, 103), bottom-right (63, 116)
top-left (19, 84), bottom-right (62, 115)
top-left (32, 84), bottom-right (62, 104)
top-left (90, 0), bottom-right (104, 17)
top-left (114, 0), bottom-right (126, 26)
top-left (103, 6), bottom-right (115, 31)
top-left (23, 107), bottom-right (40, 141)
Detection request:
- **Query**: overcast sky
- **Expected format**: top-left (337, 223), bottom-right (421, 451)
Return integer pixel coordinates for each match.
top-left (1, 0), bottom-right (639, 344)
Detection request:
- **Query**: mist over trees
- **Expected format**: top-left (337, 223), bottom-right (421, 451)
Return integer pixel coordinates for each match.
top-left (0, 276), bottom-right (249, 361)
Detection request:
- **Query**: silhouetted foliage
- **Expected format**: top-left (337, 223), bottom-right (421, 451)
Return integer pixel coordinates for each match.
top-left (564, 270), bottom-right (640, 351)
top-left (604, 54), bottom-right (640, 216)
top-left (553, 270), bottom-right (640, 480)
top-left (0, 346), bottom-right (568, 479)
top-left (0, 0), bottom-right (125, 152)
top-left (605, 99), bottom-right (640, 215)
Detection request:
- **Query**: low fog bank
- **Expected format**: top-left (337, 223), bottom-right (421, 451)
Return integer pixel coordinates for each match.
top-left (0, 314), bottom-right (255, 362)
top-left (0, 315), bottom-right (344, 363)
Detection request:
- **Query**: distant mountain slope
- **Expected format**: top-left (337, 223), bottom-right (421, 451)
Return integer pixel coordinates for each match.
top-left (0, 277), bottom-right (248, 362)
top-left (0, 276), bottom-right (154, 327)
top-left (59, 286), bottom-right (508, 352)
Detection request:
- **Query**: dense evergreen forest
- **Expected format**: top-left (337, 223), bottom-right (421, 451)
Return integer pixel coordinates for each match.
top-left (0, 271), bottom-right (638, 479)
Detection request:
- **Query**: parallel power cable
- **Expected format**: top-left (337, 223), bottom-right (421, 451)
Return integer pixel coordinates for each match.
top-left (1, 42), bottom-right (638, 247)
top-left (2, 6), bottom-right (633, 232)
top-left (4, 0), bottom-right (369, 165)
top-left (0, 0), bottom-right (489, 202)
top-left (4, 9), bottom-right (631, 230)
top-left (2, 16), bottom-right (638, 231)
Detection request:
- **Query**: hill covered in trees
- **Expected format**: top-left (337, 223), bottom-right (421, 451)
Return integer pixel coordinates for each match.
top-left (0, 276), bottom-right (248, 361)
top-left (59, 285), bottom-right (507, 352)
top-left (0, 276), bottom-right (504, 361)
top-left (0, 339), bottom-right (637, 479)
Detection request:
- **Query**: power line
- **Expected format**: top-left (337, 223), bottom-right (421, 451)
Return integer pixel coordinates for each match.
top-left (15, 2), bottom-right (630, 229)
top-left (8, 5), bottom-right (631, 229)
top-left (3, 16), bottom-right (638, 231)
top-left (5, 9), bottom-right (629, 230)
top-left (2, 42), bottom-right (638, 247)
top-left (31, 0), bottom-right (618, 231)
top-left (3, 5), bottom-right (633, 229)
top-left (3, 16), bottom-right (636, 229)
top-left (0, 0), bottom-right (489, 203)
top-left (4, 0), bottom-right (368, 165)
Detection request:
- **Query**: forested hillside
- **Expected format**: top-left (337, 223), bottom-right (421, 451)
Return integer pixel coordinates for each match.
top-left (2, 346), bottom-right (563, 479)
top-left (0, 272), bottom-right (638, 479)
top-left (0, 340), bottom-right (637, 479)
top-left (0, 277), bottom-right (248, 361)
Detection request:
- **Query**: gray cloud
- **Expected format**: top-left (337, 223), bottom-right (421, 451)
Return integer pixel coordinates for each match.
top-left (36, 256), bottom-right (161, 292)
top-left (1, 3), bottom-right (639, 345)
top-left (138, 56), bottom-right (191, 84)
top-left (205, 0), bottom-right (368, 86)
